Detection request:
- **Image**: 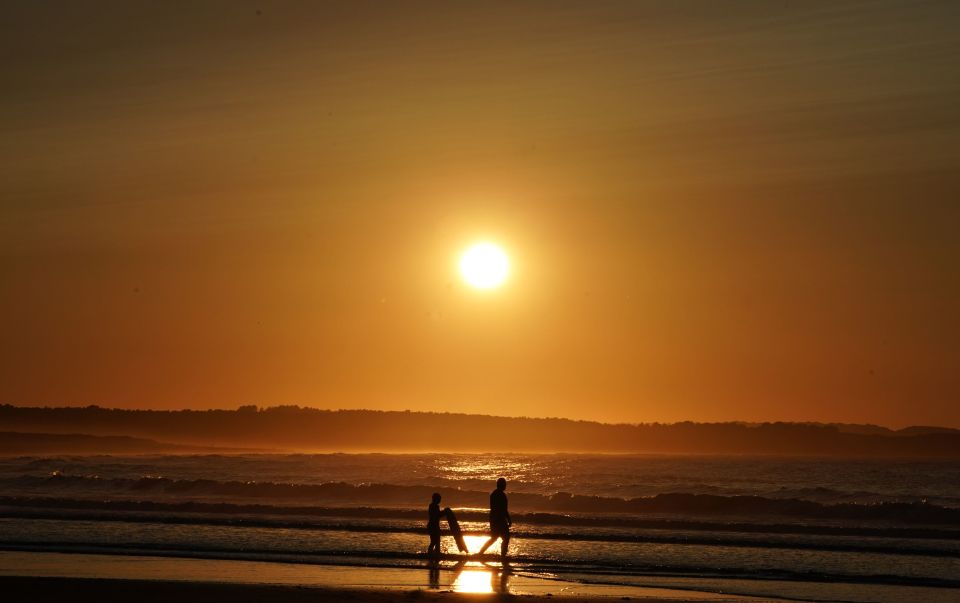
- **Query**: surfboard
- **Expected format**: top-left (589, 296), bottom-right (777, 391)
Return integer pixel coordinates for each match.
top-left (444, 507), bottom-right (469, 554)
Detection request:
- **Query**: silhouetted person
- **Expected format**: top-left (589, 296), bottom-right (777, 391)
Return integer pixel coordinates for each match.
top-left (477, 477), bottom-right (511, 557)
top-left (427, 492), bottom-right (442, 557)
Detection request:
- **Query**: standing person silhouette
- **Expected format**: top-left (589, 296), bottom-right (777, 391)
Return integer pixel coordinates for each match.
top-left (427, 492), bottom-right (442, 557)
top-left (477, 478), bottom-right (511, 557)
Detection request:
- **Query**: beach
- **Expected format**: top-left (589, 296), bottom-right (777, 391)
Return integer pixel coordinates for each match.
top-left (1, 453), bottom-right (959, 602)
top-left (3, 548), bottom-right (959, 603)
top-left (0, 552), bottom-right (771, 602)
top-left (0, 578), bottom-right (764, 603)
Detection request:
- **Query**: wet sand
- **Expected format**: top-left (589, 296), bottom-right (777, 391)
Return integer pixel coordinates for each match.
top-left (0, 552), bottom-right (771, 601)
top-left (0, 576), bottom-right (777, 602)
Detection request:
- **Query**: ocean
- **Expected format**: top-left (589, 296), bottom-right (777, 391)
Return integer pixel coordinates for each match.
top-left (1, 453), bottom-right (958, 601)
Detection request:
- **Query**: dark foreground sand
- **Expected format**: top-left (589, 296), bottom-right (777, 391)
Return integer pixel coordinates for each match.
top-left (0, 551), bottom-right (775, 601)
top-left (0, 577), bottom-right (763, 603)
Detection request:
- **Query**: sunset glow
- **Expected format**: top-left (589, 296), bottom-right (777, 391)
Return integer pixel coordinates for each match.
top-left (2, 4), bottom-right (959, 601)
top-left (1, 1), bottom-right (958, 428)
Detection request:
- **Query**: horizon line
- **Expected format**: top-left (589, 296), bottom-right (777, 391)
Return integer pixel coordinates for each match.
top-left (2, 402), bottom-right (956, 432)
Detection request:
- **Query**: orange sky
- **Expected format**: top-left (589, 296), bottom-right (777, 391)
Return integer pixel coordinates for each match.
top-left (2, 1), bottom-right (958, 427)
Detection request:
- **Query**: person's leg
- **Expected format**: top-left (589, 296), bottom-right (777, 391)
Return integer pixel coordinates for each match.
top-left (477, 535), bottom-right (497, 554)
top-left (500, 530), bottom-right (510, 557)
top-left (478, 523), bottom-right (502, 555)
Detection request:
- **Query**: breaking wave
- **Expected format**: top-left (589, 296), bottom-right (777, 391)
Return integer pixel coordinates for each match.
top-left (3, 472), bottom-right (960, 525)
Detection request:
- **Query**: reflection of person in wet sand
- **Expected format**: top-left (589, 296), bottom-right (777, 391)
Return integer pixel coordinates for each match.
top-left (427, 558), bottom-right (441, 589)
top-left (427, 492), bottom-right (442, 557)
top-left (487, 561), bottom-right (512, 593)
top-left (477, 477), bottom-right (511, 557)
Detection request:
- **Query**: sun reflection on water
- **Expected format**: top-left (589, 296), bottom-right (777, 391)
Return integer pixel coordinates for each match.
top-left (438, 456), bottom-right (535, 484)
top-left (449, 561), bottom-right (512, 594)
top-left (462, 534), bottom-right (488, 554)
top-left (447, 533), bottom-right (521, 558)
top-left (452, 567), bottom-right (494, 593)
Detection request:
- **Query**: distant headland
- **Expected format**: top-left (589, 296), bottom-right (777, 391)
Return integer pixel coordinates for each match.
top-left (1, 404), bottom-right (957, 457)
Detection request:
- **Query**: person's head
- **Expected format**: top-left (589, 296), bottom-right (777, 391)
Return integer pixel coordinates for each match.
top-left (496, 477), bottom-right (507, 491)
top-left (432, 492), bottom-right (441, 504)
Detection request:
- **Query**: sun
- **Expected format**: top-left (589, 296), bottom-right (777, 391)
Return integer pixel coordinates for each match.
top-left (459, 242), bottom-right (510, 289)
